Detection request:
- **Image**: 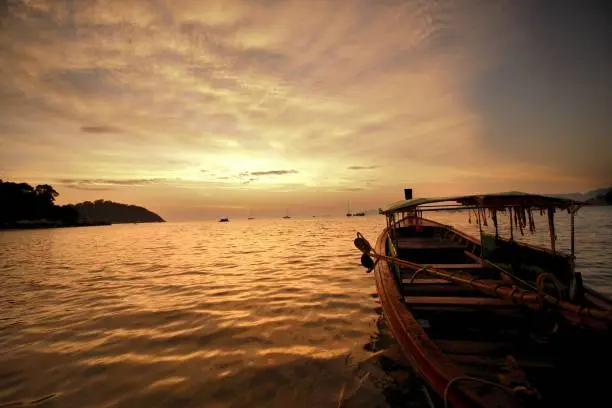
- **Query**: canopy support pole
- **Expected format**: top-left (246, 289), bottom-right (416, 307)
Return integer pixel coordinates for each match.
top-left (492, 209), bottom-right (499, 238)
top-left (547, 208), bottom-right (556, 253)
top-left (570, 208), bottom-right (576, 273)
top-left (509, 208), bottom-right (514, 241)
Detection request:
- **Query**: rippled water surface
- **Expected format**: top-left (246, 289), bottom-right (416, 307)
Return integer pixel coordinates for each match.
top-left (1, 208), bottom-right (610, 407)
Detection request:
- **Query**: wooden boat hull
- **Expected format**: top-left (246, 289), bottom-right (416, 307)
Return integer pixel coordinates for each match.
top-left (373, 217), bottom-right (612, 407)
top-left (374, 229), bottom-right (487, 408)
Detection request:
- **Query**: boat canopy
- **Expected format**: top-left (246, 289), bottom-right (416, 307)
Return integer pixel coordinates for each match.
top-left (381, 193), bottom-right (584, 214)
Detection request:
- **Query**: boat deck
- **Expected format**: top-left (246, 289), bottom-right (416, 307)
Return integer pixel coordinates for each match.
top-left (398, 267), bottom-right (612, 406)
top-left (375, 221), bottom-right (612, 407)
top-left (395, 236), bottom-right (466, 249)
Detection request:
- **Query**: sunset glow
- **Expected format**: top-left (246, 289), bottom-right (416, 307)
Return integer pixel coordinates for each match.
top-left (1, 0), bottom-right (611, 219)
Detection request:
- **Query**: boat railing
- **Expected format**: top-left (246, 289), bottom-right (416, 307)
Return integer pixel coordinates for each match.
top-left (482, 231), bottom-right (571, 258)
top-left (385, 200), bottom-right (580, 275)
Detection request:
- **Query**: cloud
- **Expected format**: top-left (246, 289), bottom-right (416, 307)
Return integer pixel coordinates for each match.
top-left (457, 1), bottom-right (612, 177)
top-left (347, 166), bottom-right (378, 170)
top-left (58, 178), bottom-right (167, 188)
top-left (46, 68), bottom-right (121, 96)
top-left (248, 170), bottom-right (298, 176)
top-left (0, 0), bottom-right (609, 217)
top-left (62, 185), bottom-right (115, 191)
top-left (81, 125), bottom-right (122, 133)
top-left (337, 187), bottom-right (365, 192)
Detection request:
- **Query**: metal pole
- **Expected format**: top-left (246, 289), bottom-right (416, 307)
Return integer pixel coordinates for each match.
top-left (493, 209), bottom-right (499, 238)
top-left (476, 208), bottom-right (483, 235)
top-left (509, 208), bottom-right (514, 241)
top-left (570, 209), bottom-right (576, 273)
top-left (547, 208), bottom-right (556, 253)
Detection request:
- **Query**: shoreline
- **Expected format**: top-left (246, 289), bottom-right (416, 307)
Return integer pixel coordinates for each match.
top-left (0, 221), bottom-right (112, 231)
top-left (1, 219), bottom-right (167, 231)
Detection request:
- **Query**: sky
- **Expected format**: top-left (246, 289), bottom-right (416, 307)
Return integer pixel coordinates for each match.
top-left (1, 0), bottom-right (611, 220)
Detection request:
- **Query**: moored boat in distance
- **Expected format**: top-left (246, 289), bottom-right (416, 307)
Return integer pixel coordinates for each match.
top-left (219, 218), bottom-right (229, 222)
top-left (354, 189), bottom-right (612, 407)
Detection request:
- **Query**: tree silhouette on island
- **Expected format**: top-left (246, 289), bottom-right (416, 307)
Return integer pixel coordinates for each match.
top-left (74, 200), bottom-right (165, 224)
top-left (1, 180), bottom-right (165, 230)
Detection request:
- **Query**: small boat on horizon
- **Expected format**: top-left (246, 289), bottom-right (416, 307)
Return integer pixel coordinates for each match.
top-left (346, 200), bottom-right (352, 217)
top-left (282, 208), bottom-right (291, 219)
top-left (354, 189), bottom-right (612, 407)
top-left (218, 218), bottom-right (229, 222)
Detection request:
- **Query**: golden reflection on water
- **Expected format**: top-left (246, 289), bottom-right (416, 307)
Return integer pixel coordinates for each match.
top-left (148, 377), bottom-right (188, 389)
top-left (0, 209), bottom-right (610, 407)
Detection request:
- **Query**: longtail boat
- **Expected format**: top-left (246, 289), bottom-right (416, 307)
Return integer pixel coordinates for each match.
top-left (354, 190), bottom-right (612, 408)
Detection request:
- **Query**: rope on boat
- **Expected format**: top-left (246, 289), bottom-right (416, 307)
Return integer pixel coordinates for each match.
top-left (421, 385), bottom-right (436, 408)
top-left (443, 376), bottom-right (534, 408)
top-left (536, 272), bottom-right (565, 308)
top-left (408, 265), bottom-right (430, 284)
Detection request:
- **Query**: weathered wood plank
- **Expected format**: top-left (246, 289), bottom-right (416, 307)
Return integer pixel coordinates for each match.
top-left (396, 237), bottom-right (466, 249)
top-left (404, 296), bottom-right (512, 307)
top-left (407, 306), bottom-right (525, 318)
top-left (401, 278), bottom-right (513, 285)
top-left (402, 284), bottom-right (483, 296)
top-left (434, 340), bottom-right (508, 354)
top-left (427, 263), bottom-right (484, 269)
top-left (448, 354), bottom-right (554, 369)
top-left (402, 278), bottom-right (454, 284)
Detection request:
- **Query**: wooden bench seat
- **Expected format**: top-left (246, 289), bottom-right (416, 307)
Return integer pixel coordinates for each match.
top-left (404, 296), bottom-right (512, 307)
top-left (434, 340), bottom-right (508, 354)
top-left (401, 278), bottom-right (513, 285)
top-left (448, 354), bottom-right (554, 368)
top-left (402, 284), bottom-right (484, 296)
top-left (426, 263), bottom-right (484, 269)
top-left (401, 278), bottom-right (456, 284)
top-left (395, 237), bottom-right (466, 250)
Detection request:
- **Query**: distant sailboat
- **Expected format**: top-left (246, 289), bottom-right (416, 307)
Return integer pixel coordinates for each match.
top-left (248, 208), bottom-right (255, 220)
top-left (346, 200), bottom-right (352, 217)
top-left (282, 208), bottom-right (291, 219)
